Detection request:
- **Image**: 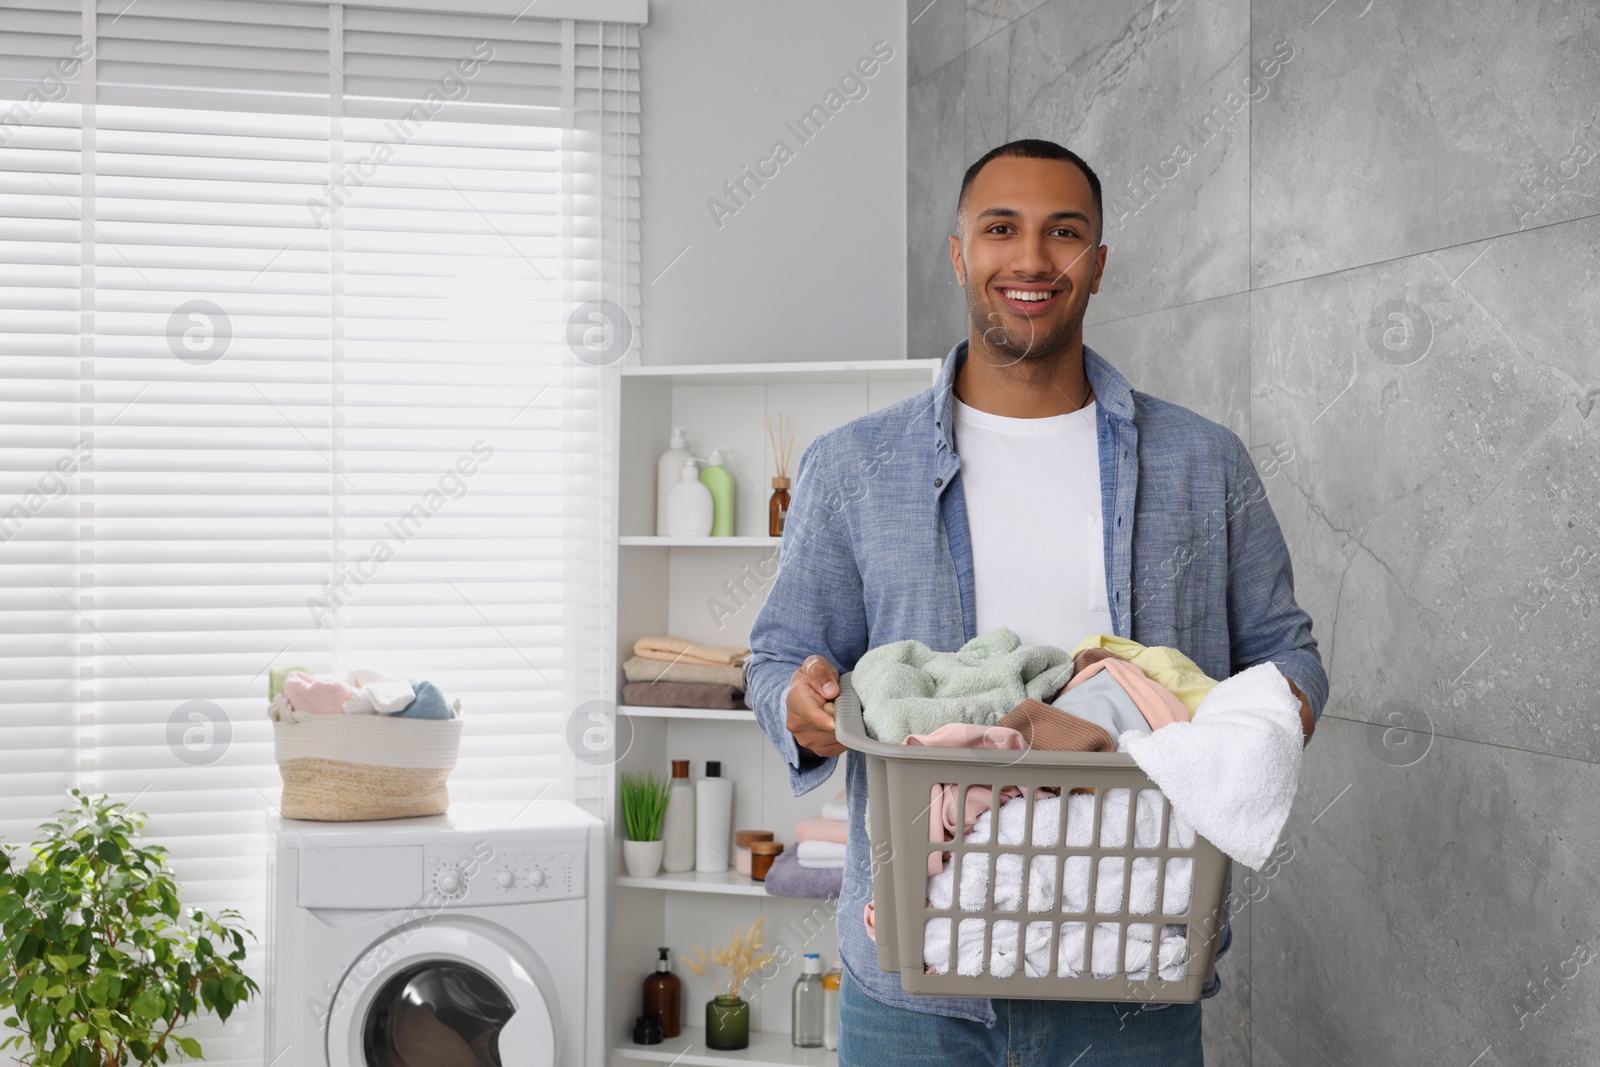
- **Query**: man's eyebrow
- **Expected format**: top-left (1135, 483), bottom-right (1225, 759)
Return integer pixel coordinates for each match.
top-left (973, 207), bottom-right (1093, 227)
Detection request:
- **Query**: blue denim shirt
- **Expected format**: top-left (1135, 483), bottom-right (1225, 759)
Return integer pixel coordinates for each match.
top-left (746, 339), bottom-right (1328, 1025)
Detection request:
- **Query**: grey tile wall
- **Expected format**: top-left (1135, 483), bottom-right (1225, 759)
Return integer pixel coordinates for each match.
top-left (907, 0), bottom-right (1600, 1061)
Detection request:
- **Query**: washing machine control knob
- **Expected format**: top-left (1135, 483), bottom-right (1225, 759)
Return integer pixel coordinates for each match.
top-left (496, 870), bottom-right (516, 889)
top-left (528, 869), bottom-right (546, 887)
top-left (437, 868), bottom-right (464, 895)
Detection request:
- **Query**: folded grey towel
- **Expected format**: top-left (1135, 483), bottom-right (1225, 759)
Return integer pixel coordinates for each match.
top-left (762, 848), bottom-right (841, 899)
top-left (621, 655), bottom-right (746, 690)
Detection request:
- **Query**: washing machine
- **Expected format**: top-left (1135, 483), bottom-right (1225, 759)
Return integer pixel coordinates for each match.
top-left (267, 803), bottom-right (604, 1067)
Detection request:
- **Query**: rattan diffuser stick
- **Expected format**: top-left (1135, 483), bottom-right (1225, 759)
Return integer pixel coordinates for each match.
top-left (764, 413), bottom-right (793, 480)
top-left (765, 414), bottom-right (794, 536)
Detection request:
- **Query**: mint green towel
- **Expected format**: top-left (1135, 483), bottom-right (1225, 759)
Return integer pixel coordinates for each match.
top-left (851, 627), bottom-right (1075, 743)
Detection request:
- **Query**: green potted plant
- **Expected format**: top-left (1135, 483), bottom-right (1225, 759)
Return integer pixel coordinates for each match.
top-left (619, 771), bottom-right (671, 878)
top-left (0, 789), bottom-right (260, 1066)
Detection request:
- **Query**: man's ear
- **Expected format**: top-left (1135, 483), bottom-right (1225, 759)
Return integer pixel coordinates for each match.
top-left (948, 233), bottom-right (964, 287)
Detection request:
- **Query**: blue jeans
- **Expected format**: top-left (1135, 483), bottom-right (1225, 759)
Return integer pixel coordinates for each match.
top-left (838, 969), bottom-right (1203, 1067)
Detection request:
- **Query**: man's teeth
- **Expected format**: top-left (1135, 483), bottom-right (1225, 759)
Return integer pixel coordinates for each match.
top-left (1002, 290), bottom-right (1053, 302)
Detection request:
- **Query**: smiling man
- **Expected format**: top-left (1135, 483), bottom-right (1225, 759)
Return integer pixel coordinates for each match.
top-left (746, 139), bottom-right (1328, 1066)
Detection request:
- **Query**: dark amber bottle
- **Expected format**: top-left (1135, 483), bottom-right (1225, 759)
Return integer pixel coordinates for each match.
top-left (768, 477), bottom-right (791, 536)
top-left (643, 947), bottom-right (681, 1038)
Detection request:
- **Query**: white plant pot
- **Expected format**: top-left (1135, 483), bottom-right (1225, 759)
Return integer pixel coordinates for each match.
top-left (623, 838), bottom-right (664, 879)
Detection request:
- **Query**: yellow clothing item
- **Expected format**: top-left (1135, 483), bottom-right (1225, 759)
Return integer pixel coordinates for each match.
top-left (1068, 634), bottom-right (1218, 717)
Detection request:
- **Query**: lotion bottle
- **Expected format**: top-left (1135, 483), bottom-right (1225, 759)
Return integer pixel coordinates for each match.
top-left (661, 759), bottom-right (696, 873)
top-left (665, 459), bottom-right (713, 538)
top-left (699, 448), bottom-right (735, 536)
top-left (655, 427), bottom-right (693, 536)
top-left (694, 760), bottom-right (733, 873)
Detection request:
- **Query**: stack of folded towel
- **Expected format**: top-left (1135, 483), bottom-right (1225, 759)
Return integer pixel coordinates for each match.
top-left (763, 791), bottom-right (847, 899)
top-left (620, 636), bottom-right (750, 710)
top-left (266, 666), bottom-right (461, 723)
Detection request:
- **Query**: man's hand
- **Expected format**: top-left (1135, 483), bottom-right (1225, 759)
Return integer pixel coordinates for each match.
top-left (1286, 677), bottom-right (1314, 746)
top-left (787, 655), bottom-right (844, 758)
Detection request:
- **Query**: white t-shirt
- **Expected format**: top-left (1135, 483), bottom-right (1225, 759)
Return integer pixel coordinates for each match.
top-left (952, 395), bottom-right (1111, 653)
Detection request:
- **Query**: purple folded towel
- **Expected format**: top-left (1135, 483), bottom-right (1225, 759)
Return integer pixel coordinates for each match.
top-left (762, 847), bottom-right (841, 899)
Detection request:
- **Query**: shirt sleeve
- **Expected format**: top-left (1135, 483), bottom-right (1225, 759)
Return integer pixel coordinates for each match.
top-left (745, 433), bottom-right (870, 795)
top-left (1224, 433), bottom-right (1330, 723)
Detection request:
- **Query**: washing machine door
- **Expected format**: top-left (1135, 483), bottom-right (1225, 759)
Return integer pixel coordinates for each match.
top-left (327, 923), bottom-right (556, 1067)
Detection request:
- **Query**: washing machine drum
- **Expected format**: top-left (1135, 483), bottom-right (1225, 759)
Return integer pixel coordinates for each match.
top-left (364, 962), bottom-right (514, 1066)
top-left (332, 926), bottom-right (557, 1067)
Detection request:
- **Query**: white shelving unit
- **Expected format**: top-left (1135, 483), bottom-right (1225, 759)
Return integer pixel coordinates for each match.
top-left (601, 359), bottom-right (942, 1067)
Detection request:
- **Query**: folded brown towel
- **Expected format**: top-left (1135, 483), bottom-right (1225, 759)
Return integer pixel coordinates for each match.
top-left (621, 655), bottom-right (746, 690)
top-left (622, 680), bottom-right (747, 711)
top-left (996, 699), bottom-right (1116, 752)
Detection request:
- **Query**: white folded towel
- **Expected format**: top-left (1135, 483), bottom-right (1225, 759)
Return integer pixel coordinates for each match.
top-left (927, 791), bottom-right (1193, 917)
top-left (797, 839), bottom-right (846, 869)
top-left (922, 917), bottom-right (1189, 980)
top-left (1121, 661), bottom-right (1303, 870)
top-left (343, 672), bottom-right (418, 715)
top-left (820, 792), bottom-right (848, 823)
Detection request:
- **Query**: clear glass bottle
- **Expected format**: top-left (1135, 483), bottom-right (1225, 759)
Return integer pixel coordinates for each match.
top-left (791, 953), bottom-right (825, 1048)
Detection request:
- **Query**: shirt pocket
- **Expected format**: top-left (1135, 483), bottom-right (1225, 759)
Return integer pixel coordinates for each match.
top-left (1130, 509), bottom-right (1214, 637)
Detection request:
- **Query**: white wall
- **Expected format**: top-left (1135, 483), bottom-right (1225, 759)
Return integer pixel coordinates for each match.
top-left (638, 0), bottom-right (908, 365)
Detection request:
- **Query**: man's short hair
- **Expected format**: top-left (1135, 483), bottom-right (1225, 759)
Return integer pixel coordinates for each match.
top-left (957, 139), bottom-right (1103, 244)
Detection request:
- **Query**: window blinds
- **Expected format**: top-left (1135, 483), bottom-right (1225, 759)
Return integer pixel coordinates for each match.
top-left (0, 1), bottom-right (635, 1061)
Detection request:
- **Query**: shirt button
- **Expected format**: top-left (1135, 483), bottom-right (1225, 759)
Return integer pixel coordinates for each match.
top-left (933, 477), bottom-right (943, 488)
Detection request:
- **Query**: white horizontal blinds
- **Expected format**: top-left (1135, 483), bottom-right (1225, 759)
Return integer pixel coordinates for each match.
top-left (566, 20), bottom-right (635, 810)
top-left (335, 9), bottom-right (593, 801)
top-left (0, 0), bottom-right (84, 844)
top-left (0, 0), bottom-right (85, 105)
top-left (85, 0), bottom-right (334, 966)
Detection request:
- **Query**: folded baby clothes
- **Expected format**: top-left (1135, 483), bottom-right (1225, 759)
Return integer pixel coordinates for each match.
top-left (796, 839), bottom-right (846, 869)
top-left (284, 671), bottom-right (354, 716)
top-left (995, 699), bottom-right (1115, 752)
top-left (633, 636), bottom-right (750, 668)
top-left (621, 680), bottom-right (745, 710)
top-left (1068, 634), bottom-right (1218, 715)
top-left (1121, 661), bottom-right (1302, 870)
top-left (343, 678), bottom-right (418, 715)
top-left (795, 815), bottom-right (848, 845)
top-left (621, 655), bottom-right (747, 690)
top-left (820, 790), bottom-right (848, 823)
top-left (763, 848), bottom-right (842, 899)
top-left (394, 680), bottom-right (455, 720)
top-left (1048, 670), bottom-right (1152, 749)
top-left (852, 627), bottom-right (1076, 744)
top-left (1063, 658), bottom-right (1190, 730)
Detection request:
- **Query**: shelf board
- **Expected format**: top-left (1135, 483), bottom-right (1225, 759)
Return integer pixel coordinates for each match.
top-left (619, 535), bottom-right (780, 547)
top-left (614, 1026), bottom-right (836, 1066)
top-left (620, 357), bottom-right (941, 388)
top-left (618, 704), bottom-right (754, 722)
top-left (615, 868), bottom-right (771, 896)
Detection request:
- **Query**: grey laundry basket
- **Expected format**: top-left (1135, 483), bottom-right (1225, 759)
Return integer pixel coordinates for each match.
top-left (834, 671), bottom-right (1230, 1003)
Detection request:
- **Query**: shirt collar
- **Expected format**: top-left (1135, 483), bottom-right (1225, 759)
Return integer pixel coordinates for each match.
top-left (932, 337), bottom-right (1134, 453)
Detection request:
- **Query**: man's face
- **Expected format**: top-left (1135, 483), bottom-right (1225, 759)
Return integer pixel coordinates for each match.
top-left (949, 156), bottom-right (1106, 364)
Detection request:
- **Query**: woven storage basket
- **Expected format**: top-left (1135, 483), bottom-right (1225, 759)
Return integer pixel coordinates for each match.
top-left (834, 671), bottom-right (1230, 1004)
top-left (273, 714), bottom-right (462, 821)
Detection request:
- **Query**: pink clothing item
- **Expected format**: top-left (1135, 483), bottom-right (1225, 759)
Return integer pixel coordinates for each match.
top-left (283, 671), bottom-right (355, 716)
top-left (903, 722), bottom-right (1029, 750)
top-left (1064, 657), bottom-right (1190, 730)
top-left (796, 815), bottom-right (849, 845)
